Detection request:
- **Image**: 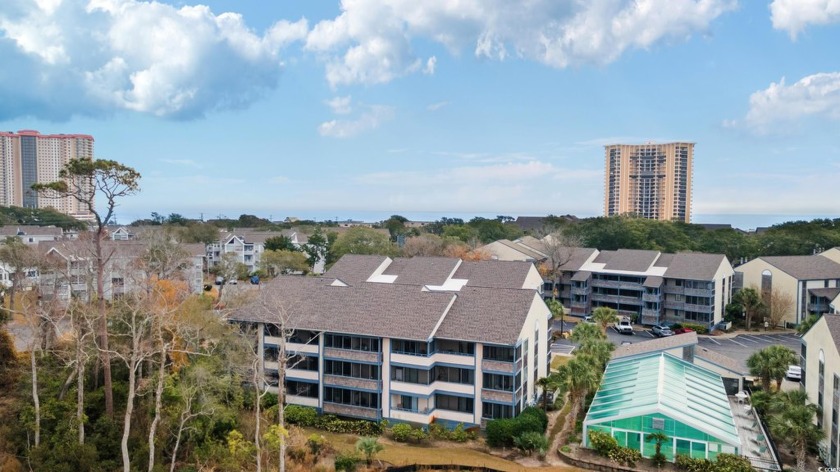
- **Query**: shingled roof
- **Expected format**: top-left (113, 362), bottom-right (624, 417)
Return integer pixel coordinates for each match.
top-left (601, 249), bottom-right (660, 272)
top-left (663, 253), bottom-right (727, 280)
top-left (761, 255), bottom-right (840, 280)
top-left (231, 254), bottom-right (547, 345)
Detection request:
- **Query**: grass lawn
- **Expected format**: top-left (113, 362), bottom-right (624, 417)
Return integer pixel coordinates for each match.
top-left (551, 355), bottom-right (572, 371)
top-left (302, 428), bottom-right (579, 471)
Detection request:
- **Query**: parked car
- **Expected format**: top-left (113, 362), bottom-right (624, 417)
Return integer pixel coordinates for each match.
top-left (614, 316), bottom-right (634, 335)
top-left (620, 341), bottom-right (633, 346)
top-left (651, 325), bottom-right (674, 337)
top-left (673, 327), bottom-right (694, 335)
top-left (786, 365), bottom-right (802, 381)
top-left (583, 315), bottom-right (595, 324)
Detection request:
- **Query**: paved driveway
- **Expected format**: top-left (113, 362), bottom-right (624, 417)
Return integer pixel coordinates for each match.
top-left (697, 332), bottom-right (801, 370)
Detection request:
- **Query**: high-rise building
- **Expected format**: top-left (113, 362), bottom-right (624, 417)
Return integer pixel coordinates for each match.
top-left (0, 130), bottom-right (95, 220)
top-left (604, 142), bottom-right (694, 223)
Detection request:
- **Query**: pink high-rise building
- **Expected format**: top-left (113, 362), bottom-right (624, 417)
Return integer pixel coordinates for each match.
top-left (0, 130), bottom-right (95, 220)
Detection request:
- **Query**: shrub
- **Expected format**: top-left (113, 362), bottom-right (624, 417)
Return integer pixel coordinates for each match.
top-left (714, 453), bottom-right (754, 472)
top-left (520, 406), bottom-right (548, 432)
top-left (486, 418), bottom-right (517, 447)
top-left (608, 446), bottom-right (642, 468)
top-left (560, 445), bottom-right (571, 453)
top-left (306, 434), bottom-right (325, 456)
top-left (674, 453), bottom-right (753, 472)
top-left (390, 423), bottom-right (428, 443)
top-left (285, 405), bottom-right (318, 427)
top-left (334, 451), bottom-right (359, 472)
top-left (588, 430), bottom-right (618, 457)
top-left (652, 452), bottom-right (667, 466)
top-left (449, 423), bottom-right (476, 442)
top-left (513, 431), bottom-right (549, 455)
top-left (682, 322), bottom-right (709, 334)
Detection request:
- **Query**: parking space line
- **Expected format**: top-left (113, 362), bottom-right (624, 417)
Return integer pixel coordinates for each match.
top-left (645, 331), bottom-right (655, 338)
top-left (708, 337), bottom-right (721, 345)
top-left (738, 336), bottom-right (760, 343)
top-left (728, 338), bottom-right (749, 347)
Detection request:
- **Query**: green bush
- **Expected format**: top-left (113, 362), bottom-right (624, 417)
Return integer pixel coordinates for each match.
top-left (306, 433), bottom-right (325, 456)
top-left (285, 405), bottom-right (318, 426)
top-left (449, 423), bottom-right (476, 442)
top-left (520, 406), bottom-right (548, 431)
top-left (513, 431), bottom-right (549, 455)
top-left (608, 446), bottom-right (642, 468)
top-left (682, 322), bottom-right (709, 334)
top-left (390, 423), bottom-right (428, 443)
top-left (588, 430), bottom-right (619, 456)
top-left (675, 453), bottom-right (752, 472)
top-left (334, 451), bottom-right (360, 472)
top-left (486, 409), bottom-right (547, 448)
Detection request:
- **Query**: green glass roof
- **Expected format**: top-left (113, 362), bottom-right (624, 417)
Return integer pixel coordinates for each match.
top-left (584, 352), bottom-right (741, 447)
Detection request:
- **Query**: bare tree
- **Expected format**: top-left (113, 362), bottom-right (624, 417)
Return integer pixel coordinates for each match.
top-left (33, 158), bottom-right (141, 417)
top-left (767, 287), bottom-right (795, 329)
top-left (535, 229), bottom-right (582, 334)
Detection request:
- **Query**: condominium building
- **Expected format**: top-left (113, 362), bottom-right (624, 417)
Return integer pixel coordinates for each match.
top-left (481, 236), bottom-right (733, 328)
top-left (231, 255), bottom-right (550, 427)
top-left (604, 142), bottom-right (694, 222)
top-left (0, 130), bottom-right (95, 220)
top-left (801, 314), bottom-right (840, 466)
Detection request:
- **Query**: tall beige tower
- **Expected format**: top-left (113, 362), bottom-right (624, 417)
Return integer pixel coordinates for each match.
top-left (0, 130), bottom-right (95, 221)
top-left (604, 142), bottom-right (694, 223)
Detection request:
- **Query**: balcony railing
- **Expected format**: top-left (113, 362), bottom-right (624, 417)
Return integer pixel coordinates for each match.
top-left (685, 288), bottom-right (714, 297)
top-left (571, 287), bottom-right (589, 295)
top-left (684, 303), bottom-right (714, 313)
top-left (481, 358), bottom-right (522, 374)
top-left (809, 303), bottom-right (830, 313)
top-left (663, 286), bottom-right (684, 295)
top-left (591, 280), bottom-right (645, 291)
top-left (591, 294), bottom-right (643, 305)
top-left (323, 347), bottom-right (381, 363)
top-left (322, 402), bottom-right (380, 420)
top-left (323, 375), bottom-right (380, 391)
top-left (481, 388), bottom-right (515, 404)
top-left (642, 293), bottom-right (660, 302)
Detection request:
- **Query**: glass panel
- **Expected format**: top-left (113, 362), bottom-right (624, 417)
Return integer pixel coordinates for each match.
top-left (691, 441), bottom-right (707, 459)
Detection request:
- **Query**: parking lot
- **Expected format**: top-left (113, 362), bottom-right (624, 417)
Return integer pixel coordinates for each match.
top-left (551, 318), bottom-right (802, 372)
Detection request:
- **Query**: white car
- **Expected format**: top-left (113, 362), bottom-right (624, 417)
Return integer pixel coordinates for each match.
top-left (614, 316), bottom-right (634, 335)
top-left (786, 365), bottom-right (802, 381)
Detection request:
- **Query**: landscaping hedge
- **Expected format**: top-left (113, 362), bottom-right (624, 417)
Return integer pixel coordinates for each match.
top-left (284, 405), bottom-right (383, 436)
top-left (485, 406), bottom-right (548, 447)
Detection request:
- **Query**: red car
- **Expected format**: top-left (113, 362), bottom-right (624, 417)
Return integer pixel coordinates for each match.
top-left (673, 327), bottom-right (695, 335)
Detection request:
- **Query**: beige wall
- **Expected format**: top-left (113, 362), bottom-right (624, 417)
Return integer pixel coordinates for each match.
top-left (712, 258), bottom-right (736, 324)
top-left (516, 293), bottom-right (551, 410)
top-left (735, 259), bottom-right (800, 325)
top-left (802, 316), bottom-right (840, 466)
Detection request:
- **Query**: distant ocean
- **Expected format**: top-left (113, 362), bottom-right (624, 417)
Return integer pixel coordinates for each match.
top-left (264, 211), bottom-right (840, 232)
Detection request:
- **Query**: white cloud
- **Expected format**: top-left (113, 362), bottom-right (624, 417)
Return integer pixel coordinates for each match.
top-left (426, 101), bottom-right (449, 111)
top-left (736, 72), bottom-right (840, 132)
top-left (0, 0), bottom-right (308, 120)
top-left (770, 0), bottom-right (840, 39)
top-left (318, 105), bottom-right (395, 138)
top-left (306, 0), bottom-right (735, 86)
top-left (423, 56), bottom-right (437, 75)
top-left (326, 95), bottom-right (353, 114)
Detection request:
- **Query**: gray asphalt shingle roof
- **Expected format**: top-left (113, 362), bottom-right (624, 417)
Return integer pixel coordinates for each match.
top-left (761, 255), bottom-right (840, 280)
top-left (435, 288), bottom-right (541, 345)
top-left (601, 249), bottom-right (660, 272)
top-left (323, 254), bottom-right (390, 284)
top-left (809, 287), bottom-right (840, 299)
top-left (663, 253), bottom-right (726, 280)
top-left (384, 257), bottom-right (459, 286)
top-left (455, 260), bottom-right (534, 289)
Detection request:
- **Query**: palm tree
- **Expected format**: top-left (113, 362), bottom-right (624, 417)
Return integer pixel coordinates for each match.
top-left (592, 306), bottom-right (619, 335)
top-left (557, 357), bottom-right (600, 423)
top-left (570, 322), bottom-right (604, 344)
top-left (747, 348), bottom-right (775, 392)
top-left (646, 430), bottom-right (670, 464)
top-left (769, 390), bottom-right (823, 472)
top-left (766, 345), bottom-right (797, 390)
top-left (547, 299), bottom-right (566, 337)
top-left (797, 314), bottom-right (820, 335)
top-left (576, 340), bottom-right (615, 372)
top-left (734, 287), bottom-right (764, 331)
top-left (355, 437), bottom-right (383, 466)
top-left (536, 376), bottom-right (557, 412)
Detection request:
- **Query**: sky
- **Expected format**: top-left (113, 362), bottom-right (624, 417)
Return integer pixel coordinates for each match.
top-left (1, 0), bottom-right (839, 230)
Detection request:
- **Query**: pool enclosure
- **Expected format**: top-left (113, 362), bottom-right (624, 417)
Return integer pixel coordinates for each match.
top-left (583, 352), bottom-right (741, 461)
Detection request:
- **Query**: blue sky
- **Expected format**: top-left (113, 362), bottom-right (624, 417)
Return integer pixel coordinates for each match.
top-left (1, 0), bottom-right (839, 229)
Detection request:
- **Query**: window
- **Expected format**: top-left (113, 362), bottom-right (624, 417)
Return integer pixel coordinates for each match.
top-left (286, 380), bottom-right (318, 398)
top-left (111, 277), bottom-right (124, 287)
top-left (287, 354), bottom-right (319, 371)
top-left (325, 360), bottom-right (379, 379)
top-left (435, 394), bottom-right (473, 414)
top-left (433, 339), bottom-right (475, 355)
top-left (324, 387), bottom-right (379, 409)
top-left (482, 402), bottom-right (513, 419)
top-left (325, 334), bottom-right (380, 352)
top-left (483, 373), bottom-right (515, 391)
top-left (391, 339), bottom-right (428, 356)
top-left (484, 345), bottom-right (514, 362)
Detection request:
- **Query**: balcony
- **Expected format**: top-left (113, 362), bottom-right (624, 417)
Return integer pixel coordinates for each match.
top-left (591, 294), bottom-right (643, 305)
top-left (642, 293), bottom-right (660, 302)
top-left (591, 280), bottom-right (644, 291)
top-left (323, 374), bottom-right (380, 391)
top-left (809, 302), bottom-right (830, 314)
top-left (389, 407), bottom-right (433, 424)
top-left (663, 286), bottom-right (684, 295)
top-left (481, 389), bottom-right (514, 404)
top-left (571, 287), bottom-right (589, 296)
top-left (323, 402), bottom-right (380, 420)
top-left (389, 380), bottom-right (474, 397)
top-left (481, 358), bottom-right (522, 374)
top-left (286, 394), bottom-right (319, 408)
top-left (685, 288), bottom-right (714, 297)
top-left (684, 303), bottom-right (714, 313)
top-left (323, 347), bottom-right (380, 363)
top-left (390, 352), bottom-right (475, 369)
